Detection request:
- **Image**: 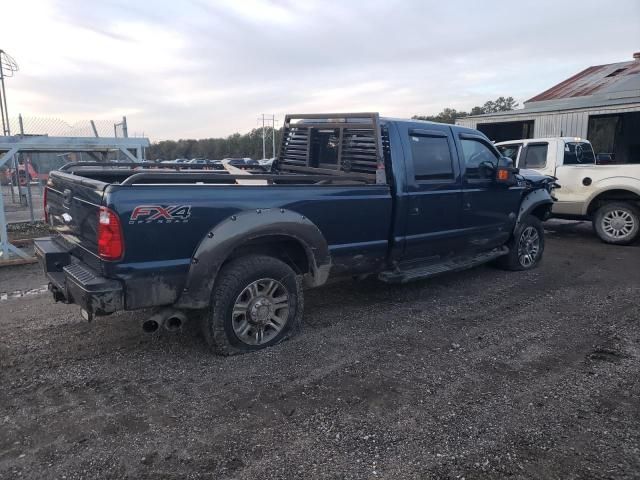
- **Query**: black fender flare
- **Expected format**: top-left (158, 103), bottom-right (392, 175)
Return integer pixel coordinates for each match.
top-left (175, 208), bottom-right (331, 309)
top-left (515, 188), bottom-right (554, 230)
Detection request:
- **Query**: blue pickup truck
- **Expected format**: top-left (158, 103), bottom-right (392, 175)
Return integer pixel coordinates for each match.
top-left (35, 113), bottom-right (556, 355)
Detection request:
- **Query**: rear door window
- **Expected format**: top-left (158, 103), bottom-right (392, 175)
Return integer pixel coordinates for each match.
top-left (410, 134), bottom-right (454, 181)
top-left (522, 143), bottom-right (548, 169)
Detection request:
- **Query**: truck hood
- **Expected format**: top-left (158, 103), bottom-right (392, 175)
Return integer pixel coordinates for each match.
top-left (518, 168), bottom-right (557, 187)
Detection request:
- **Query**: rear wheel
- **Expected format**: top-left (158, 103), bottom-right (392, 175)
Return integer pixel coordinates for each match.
top-left (593, 202), bottom-right (639, 245)
top-left (202, 255), bottom-right (303, 355)
top-left (497, 215), bottom-right (545, 271)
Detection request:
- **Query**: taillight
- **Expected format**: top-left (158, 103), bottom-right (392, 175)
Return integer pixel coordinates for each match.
top-left (43, 187), bottom-right (49, 223)
top-left (98, 207), bottom-right (124, 261)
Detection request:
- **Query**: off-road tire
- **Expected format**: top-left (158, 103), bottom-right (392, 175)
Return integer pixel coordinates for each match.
top-left (202, 255), bottom-right (303, 355)
top-left (593, 202), bottom-right (640, 245)
top-left (496, 215), bottom-right (545, 271)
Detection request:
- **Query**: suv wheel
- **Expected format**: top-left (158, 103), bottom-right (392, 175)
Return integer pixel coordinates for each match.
top-left (497, 215), bottom-right (545, 271)
top-left (593, 202), bottom-right (640, 245)
top-left (203, 255), bottom-right (303, 355)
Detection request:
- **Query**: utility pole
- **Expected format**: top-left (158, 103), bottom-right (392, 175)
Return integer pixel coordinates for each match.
top-left (258, 114), bottom-right (277, 159)
top-left (261, 114), bottom-right (266, 160)
top-left (0, 49), bottom-right (19, 136)
top-left (272, 114), bottom-right (276, 159)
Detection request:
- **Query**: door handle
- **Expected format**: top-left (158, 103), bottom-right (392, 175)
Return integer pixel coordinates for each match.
top-left (463, 202), bottom-right (472, 210)
top-left (409, 207), bottom-right (420, 215)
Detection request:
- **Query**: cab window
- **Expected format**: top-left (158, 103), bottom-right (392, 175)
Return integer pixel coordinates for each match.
top-left (410, 134), bottom-right (454, 181)
top-left (461, 138), bottom-right (499, 180)
top-left (523, 143), bottom-right (548, 169)
top-left (564, 142), bottom-right (595, 165)
top-left (497, 144), bottom-right (521, 163)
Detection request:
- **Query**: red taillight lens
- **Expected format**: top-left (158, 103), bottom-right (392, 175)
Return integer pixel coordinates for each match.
top-left (98, 207), bottom-right (124, 261)
top-left (43, 187), bottom-right (49, 223)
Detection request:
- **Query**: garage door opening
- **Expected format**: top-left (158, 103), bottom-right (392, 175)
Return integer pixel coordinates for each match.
top-left (476, 120), bottom-right (534, 142)
top-left (588, 112), bottom-right (640, 164)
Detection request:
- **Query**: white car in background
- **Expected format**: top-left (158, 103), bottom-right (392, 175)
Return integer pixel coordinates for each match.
top-left (496, 137), bottom-right (640, 245)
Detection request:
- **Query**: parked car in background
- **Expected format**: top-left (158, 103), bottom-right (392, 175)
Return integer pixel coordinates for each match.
top-left (496, 137), bottom-right (640, 244)
top-left (36, 113), bottom-right (556, 355)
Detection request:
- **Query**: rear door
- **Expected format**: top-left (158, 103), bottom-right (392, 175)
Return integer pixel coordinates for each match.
top-left (456, 133), bottom-right (523, 250)
top-left (400, 123), bottom-right (465, 261)
top-left (46, 171), bottom-right (106, 269)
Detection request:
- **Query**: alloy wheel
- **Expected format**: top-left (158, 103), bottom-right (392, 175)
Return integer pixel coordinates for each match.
top-left (518, 226), bottom-right (540, 268)
top-left (231, 278), bottom-right (290, 345)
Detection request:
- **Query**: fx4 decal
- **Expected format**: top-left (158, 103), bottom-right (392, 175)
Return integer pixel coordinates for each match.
top-left (129, 205), bottom-right (192, 224)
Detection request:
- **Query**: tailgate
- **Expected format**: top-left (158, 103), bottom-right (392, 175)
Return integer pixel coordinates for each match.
top-left (46, 171), bottom-right (106, 261)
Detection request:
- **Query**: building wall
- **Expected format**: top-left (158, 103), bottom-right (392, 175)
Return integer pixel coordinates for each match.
top-left (456, 103), bottom-right (640, 138)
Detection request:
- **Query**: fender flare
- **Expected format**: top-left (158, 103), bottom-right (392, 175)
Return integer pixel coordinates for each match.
top-left (582, 181), bottom-right (640, 216)
top-left (515, 188), bottom-right (554, 230)
top-left (175, 208), bottom-right (331, 309)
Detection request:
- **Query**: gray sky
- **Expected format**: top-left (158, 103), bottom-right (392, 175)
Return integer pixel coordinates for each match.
top-left (4, 0), bottom-right (640, 140)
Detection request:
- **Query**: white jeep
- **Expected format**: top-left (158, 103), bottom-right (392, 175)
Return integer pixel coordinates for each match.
top-left (496, 137), bottom-right (640, 245)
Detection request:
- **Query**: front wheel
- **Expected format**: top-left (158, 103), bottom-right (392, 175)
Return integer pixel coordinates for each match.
top-left (593, 202), bottom-right (640, 245)
top-left (497, 215), bottom-right (545, 271)
top-left (203, 255), bottom-right (303, 355)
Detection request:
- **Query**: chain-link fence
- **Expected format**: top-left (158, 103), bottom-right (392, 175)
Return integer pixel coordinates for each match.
top-left (6, 116), bottom-right (126, 137)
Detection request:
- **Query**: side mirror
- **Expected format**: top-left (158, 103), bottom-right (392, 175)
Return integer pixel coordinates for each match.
top-left (495, 157), bottom-right (518, 184)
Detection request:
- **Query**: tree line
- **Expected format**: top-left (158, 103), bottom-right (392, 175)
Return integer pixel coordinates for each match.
top-left (148, 127), bottom-right (280, 161)
top-left (411, 96), bottom-right (519, 124)
top-left (147, 96), bottom-right (519, 160)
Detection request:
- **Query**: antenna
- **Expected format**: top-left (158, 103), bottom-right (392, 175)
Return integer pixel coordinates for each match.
top-left (0, 49), bottom-right (18, 136)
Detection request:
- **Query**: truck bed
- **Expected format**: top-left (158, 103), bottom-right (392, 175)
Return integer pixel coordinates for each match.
top-left (45, 164), bottom-right (394, 310)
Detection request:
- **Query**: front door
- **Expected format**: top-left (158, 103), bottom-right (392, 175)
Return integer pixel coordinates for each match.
top-left (456, 134), bottom-right (523, 251)
top-left (401, 124), bottom-right (465, 262)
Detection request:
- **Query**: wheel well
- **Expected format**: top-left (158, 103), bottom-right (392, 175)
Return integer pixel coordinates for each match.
top-left (587, 190), bottom-right (640, 216)
top-left (530, 204), bottom-right (552, 221)
top-left (224, 235), bottom-right (311, 275)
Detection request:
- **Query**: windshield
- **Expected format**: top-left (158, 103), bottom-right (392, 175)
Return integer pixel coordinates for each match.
top-left (497, 144), bottom-right (521, 162)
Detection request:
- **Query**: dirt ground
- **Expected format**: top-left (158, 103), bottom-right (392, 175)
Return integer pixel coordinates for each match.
top-left (0, 221), bottom-right (638, 479)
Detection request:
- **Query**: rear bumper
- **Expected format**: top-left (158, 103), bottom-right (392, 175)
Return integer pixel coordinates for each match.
top-left (34, 237), bottom-right (123, 316)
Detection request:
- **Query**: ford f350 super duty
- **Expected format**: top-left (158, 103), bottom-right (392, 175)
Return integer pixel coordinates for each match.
top-left (35, 113), bottom-right (556, 355)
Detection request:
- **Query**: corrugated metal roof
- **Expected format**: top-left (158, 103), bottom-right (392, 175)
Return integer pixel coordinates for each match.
top-left (526, 58), bottom-right (640, 103)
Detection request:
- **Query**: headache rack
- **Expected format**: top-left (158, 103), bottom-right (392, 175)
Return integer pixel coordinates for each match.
top-left (275, 113), bottom-right (387, 184)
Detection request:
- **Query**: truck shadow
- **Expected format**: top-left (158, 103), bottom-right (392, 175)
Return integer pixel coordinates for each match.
top-left (544, 219), bottom-right (640, 247)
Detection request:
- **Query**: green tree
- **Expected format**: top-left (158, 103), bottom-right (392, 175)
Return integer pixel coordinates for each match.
top-left (481, 96), bottom-right (519, 114)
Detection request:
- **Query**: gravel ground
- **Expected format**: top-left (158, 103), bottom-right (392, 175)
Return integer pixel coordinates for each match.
top-left (0, 221), bottom-right (639, 479)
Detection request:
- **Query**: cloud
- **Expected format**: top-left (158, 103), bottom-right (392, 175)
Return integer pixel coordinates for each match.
top-left (3, 0), bottom-right (639, 140)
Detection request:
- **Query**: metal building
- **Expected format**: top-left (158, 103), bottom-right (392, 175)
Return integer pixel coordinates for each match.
top-left (457, 52), bottom-right (640, 164)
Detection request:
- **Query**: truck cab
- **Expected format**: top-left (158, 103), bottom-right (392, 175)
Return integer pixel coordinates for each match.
top-left (496, 137), bottom-right (640, 244)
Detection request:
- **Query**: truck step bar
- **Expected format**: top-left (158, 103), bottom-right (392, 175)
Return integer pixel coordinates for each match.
top-left (378, 247), bottom-right (509, 284)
